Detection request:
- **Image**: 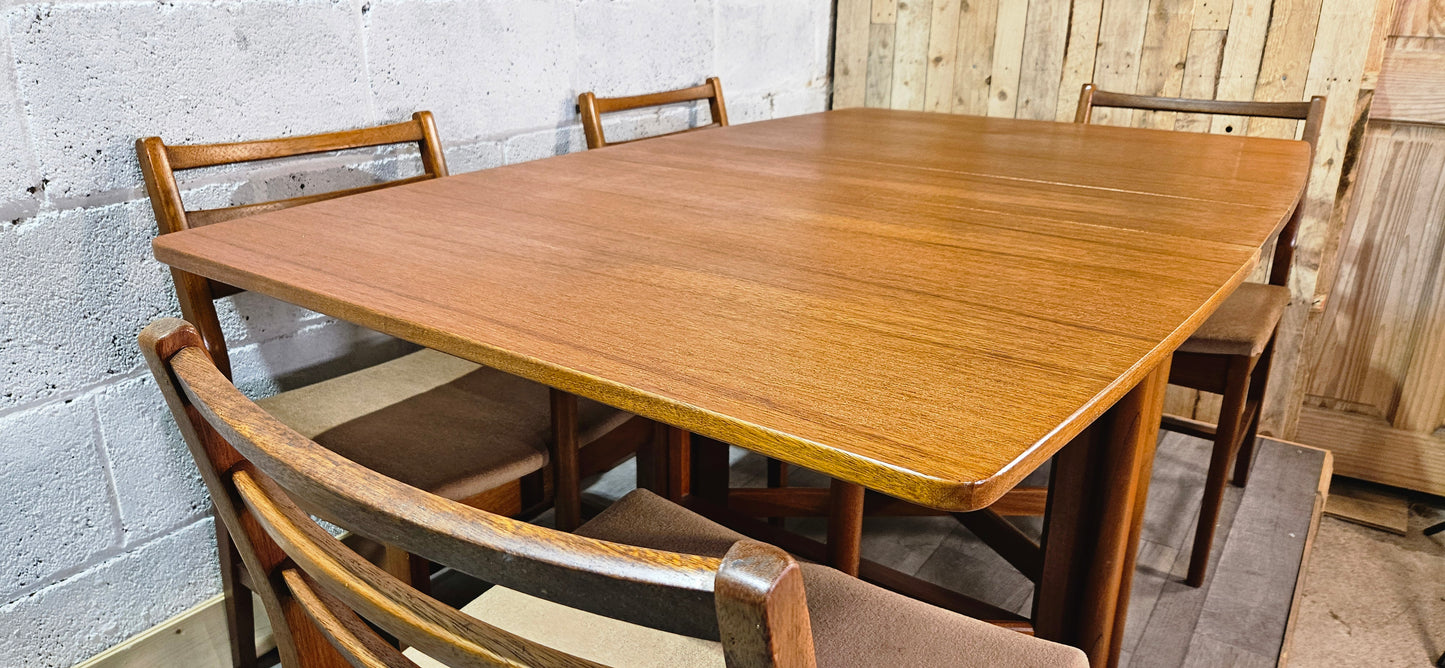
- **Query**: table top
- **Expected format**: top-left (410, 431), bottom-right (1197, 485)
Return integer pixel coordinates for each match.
top-left (152, 108), bottom-right (1311, 511)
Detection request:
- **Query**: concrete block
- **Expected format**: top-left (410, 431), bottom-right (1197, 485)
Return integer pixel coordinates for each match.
top-left (0, 399), bottom-right (118, 601)
top-left (0, 30), bottom-right (40, 220)
top-left (0, 518), bottom-right (220, 667)
top-left (717, 0), bottom-right (832, 95)
top-left (93, 376), bottom-right (209, 544)
top-left (502, 125), bottom-right (587, 165)
top-left (0, 201), bottom-right (177, 409)
top-left (574, 0), bottom-right (715, 98)
top-left (8, 0), bottom-right (373, 202)
top-left (229, 319), bottom-right (417, 399)
top-left (365, 0), bottom-right (579, 141)
top-left (447, 139), bottom-right (505, 174)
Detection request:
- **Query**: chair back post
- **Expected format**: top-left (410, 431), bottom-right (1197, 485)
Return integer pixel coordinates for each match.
top-left (715, 542), bottom-right (818, 668)
top-left (1074, 84), bottom-right (1327, 289)
top-left (1267, 95), bottom-right (1327, 288)
top-left (1074, 83), bottom-right (1097, 124)
top-left (138, 319), bottom-right (351, 668)
top-left (578, 91), bottom-right (607, 150)
top-left (135, 114), bottom-right (450, 379)
top-left (706, 76), bottom-right (730, 128)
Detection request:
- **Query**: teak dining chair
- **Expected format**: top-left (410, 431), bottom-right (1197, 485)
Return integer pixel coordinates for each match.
top-left (578, 77), bottom-right (729, 149)
top-left (136, 115), bottom-right (646, 667)
top-left (1075, 84), bottom-right (1326, 587)
top-left (139, 318), bottom-right (1088, 668)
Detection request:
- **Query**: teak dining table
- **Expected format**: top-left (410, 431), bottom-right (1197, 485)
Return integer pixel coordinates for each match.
top-left (151, 108), bottom-right (1311, 667)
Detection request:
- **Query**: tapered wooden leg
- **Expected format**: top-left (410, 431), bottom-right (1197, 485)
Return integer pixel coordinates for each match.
top-left (1233, 342), bottom-right (1274, 487)
top-left (691, 435), bottom-right (731, 505)
top-left (766, 459), bottom-right (789, 526)
top-left (825, 480), bottom-right (865, 576)
top-left (216, 518), bottom-right (257, 668)
top-left (1187, 355), bottom-right (1253, 587)
top-left (550, 389), bottom-right (582, 532)
top-left (638, 422), bottom-right (690, 501)
top-left (1035, 359), bottom-right (1169, 667)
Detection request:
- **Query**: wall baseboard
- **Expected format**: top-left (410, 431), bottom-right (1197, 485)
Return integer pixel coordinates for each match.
top-left (76, 593), bottom-right (273, 668)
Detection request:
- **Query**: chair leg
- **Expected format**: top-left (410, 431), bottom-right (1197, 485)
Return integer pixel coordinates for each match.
top-left (1187, 355), bottom-right (1253, 588)
top-left (550, 389), bottom-right (582, 532)
top-left (1232, 344), bottom-right (1274, 487)
top-left (216, 518), bottom-right (257, 668)
top-left (766, 458), bottom-right (789, 526)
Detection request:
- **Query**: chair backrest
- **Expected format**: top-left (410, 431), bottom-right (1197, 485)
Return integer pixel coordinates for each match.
top-left (578, 78), bottom-right (729, 149)
top-left (1075, 84), bottom-right (1326, 288)
top-left (135, 112), bottom-right (449, 377)
top-left (139, 317), bottom-right (816, 668)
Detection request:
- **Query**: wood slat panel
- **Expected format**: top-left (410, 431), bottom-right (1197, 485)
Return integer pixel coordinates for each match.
top-left (1132, 0), bottom-right (1194, 129)
top-left (1306, 123), bottom-right (1445, 416)
top-left (1054, 0), bottom-right (1107, 120)
top-left (1371, 49), bottom-right (1445, 124)
top-left (951, 0), bottom-right (998, 114)
top-left (1210, 0), bottom-right (1273, 135)
top-left (986, 0), bottom-right (1028, 118)
top-left (865, 22), bottom-right (896, 108)
top-left (833, 0), bottom-right (873, 109)
top-left (923, 0), bottom-right (963, 113)
top-left (890, 0), bottom-right (933, 111)
top-left (1391, 0), bottom-right (1445, 36)
top-left (1016, 0), bottom-right (1072, 120)
top-left (1091, 0), bottom-right (1154, 126)
top-left (1296, 406), bottom-right (1445, 495)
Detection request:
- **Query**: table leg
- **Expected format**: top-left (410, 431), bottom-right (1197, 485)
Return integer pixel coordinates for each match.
top-left (1034, 359), bottom-right (1169, 667)
top-left (637, 422), bottom-right (690, 501)
top-left (825, 480), bottom-right (866, 576)
top-left (690, 435), bottom-right (732, 505)
top-left (549, 389), bottom-right (581, 532)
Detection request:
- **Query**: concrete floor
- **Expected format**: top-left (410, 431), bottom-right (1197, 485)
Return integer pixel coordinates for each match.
top-left (1289, 494), bottom-right (1445, 667)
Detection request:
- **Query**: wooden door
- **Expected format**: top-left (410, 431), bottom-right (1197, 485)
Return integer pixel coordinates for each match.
top-left (1295, 0), bottom-right (1445, 494)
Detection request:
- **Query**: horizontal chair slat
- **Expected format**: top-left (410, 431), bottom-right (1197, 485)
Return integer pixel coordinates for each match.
top-left (589, 81), bottom-right (718, 114)
top-left (1088, 91), bottom-right (1316, 120)
top-left (164, 119), bottom-right (428, 170)
top-left (185, 175), bottom-right (433, 228)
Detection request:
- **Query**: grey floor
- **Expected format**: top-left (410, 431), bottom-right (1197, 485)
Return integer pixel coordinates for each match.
top-left (562, 431), bottom-right (1329, 667)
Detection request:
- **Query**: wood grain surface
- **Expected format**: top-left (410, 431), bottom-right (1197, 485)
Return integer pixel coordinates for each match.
top-left (152, 109), bottom-right (1309, 512)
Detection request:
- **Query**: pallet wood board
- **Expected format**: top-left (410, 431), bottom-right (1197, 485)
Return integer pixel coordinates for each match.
top-left (831, 0), bottom-right (1387, 438)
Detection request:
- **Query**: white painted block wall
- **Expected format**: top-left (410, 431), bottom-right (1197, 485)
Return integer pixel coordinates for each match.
top-left (0, 1), bottom-right (832, 664)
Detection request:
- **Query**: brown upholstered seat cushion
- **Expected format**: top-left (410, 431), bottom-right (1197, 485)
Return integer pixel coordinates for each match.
top-left (406, 490), bottom-right (1088, 667)
top-left (256, 348), bottom-right (631, 501)
top-left (1178, 282), bottom-right (1291, 357)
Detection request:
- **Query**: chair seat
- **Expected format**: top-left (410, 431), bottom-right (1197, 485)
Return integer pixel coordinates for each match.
top-left (256, 348), bottom-right (632, 501)
top-left (1178, 283), bottom-right (1291, 357)
top-left (406, 489), bottom-right (1088, 668)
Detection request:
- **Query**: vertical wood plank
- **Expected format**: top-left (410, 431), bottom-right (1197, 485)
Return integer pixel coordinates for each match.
top-left (891, 0), bottom-right (934, 110)
top-left (1174, 29), bottom-right (1227, 132)
top-left (1055, 0), bottom-right (1107, 120)
top-left (1250, 0), bottom-right (1324, 139)
top-left (834, 0), bottom-right (875, 109)
top-left (866, 22), bottom-right (898, 108)
top-left (1016, 0), bottom-right (1072, 120)
top-left (1133, 0), bottom-right (1197, 129)
top-left (924, 0), bottom-right (964, 112)
top-left (987, 0), bottom-right (1030, 118)
top-left (1210, 0), bottom-right (1273, 135)
top-left (1093, 0), bottom-right (1155, 125)
top-left (1266, 0), bottom-right (1387, 436)
top-left (952, 0), bottom-right (1000, 114)
top-left (1191, 0), bottom-right (1234, 30)
top-left (873, 0), bottom-right (900, 23)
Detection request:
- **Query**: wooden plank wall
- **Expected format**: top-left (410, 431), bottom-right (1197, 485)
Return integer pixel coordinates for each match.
top-left (1294, 0), bottom-right (1445, 494)
top-left (832, 0), bottom-right (1393, 434)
